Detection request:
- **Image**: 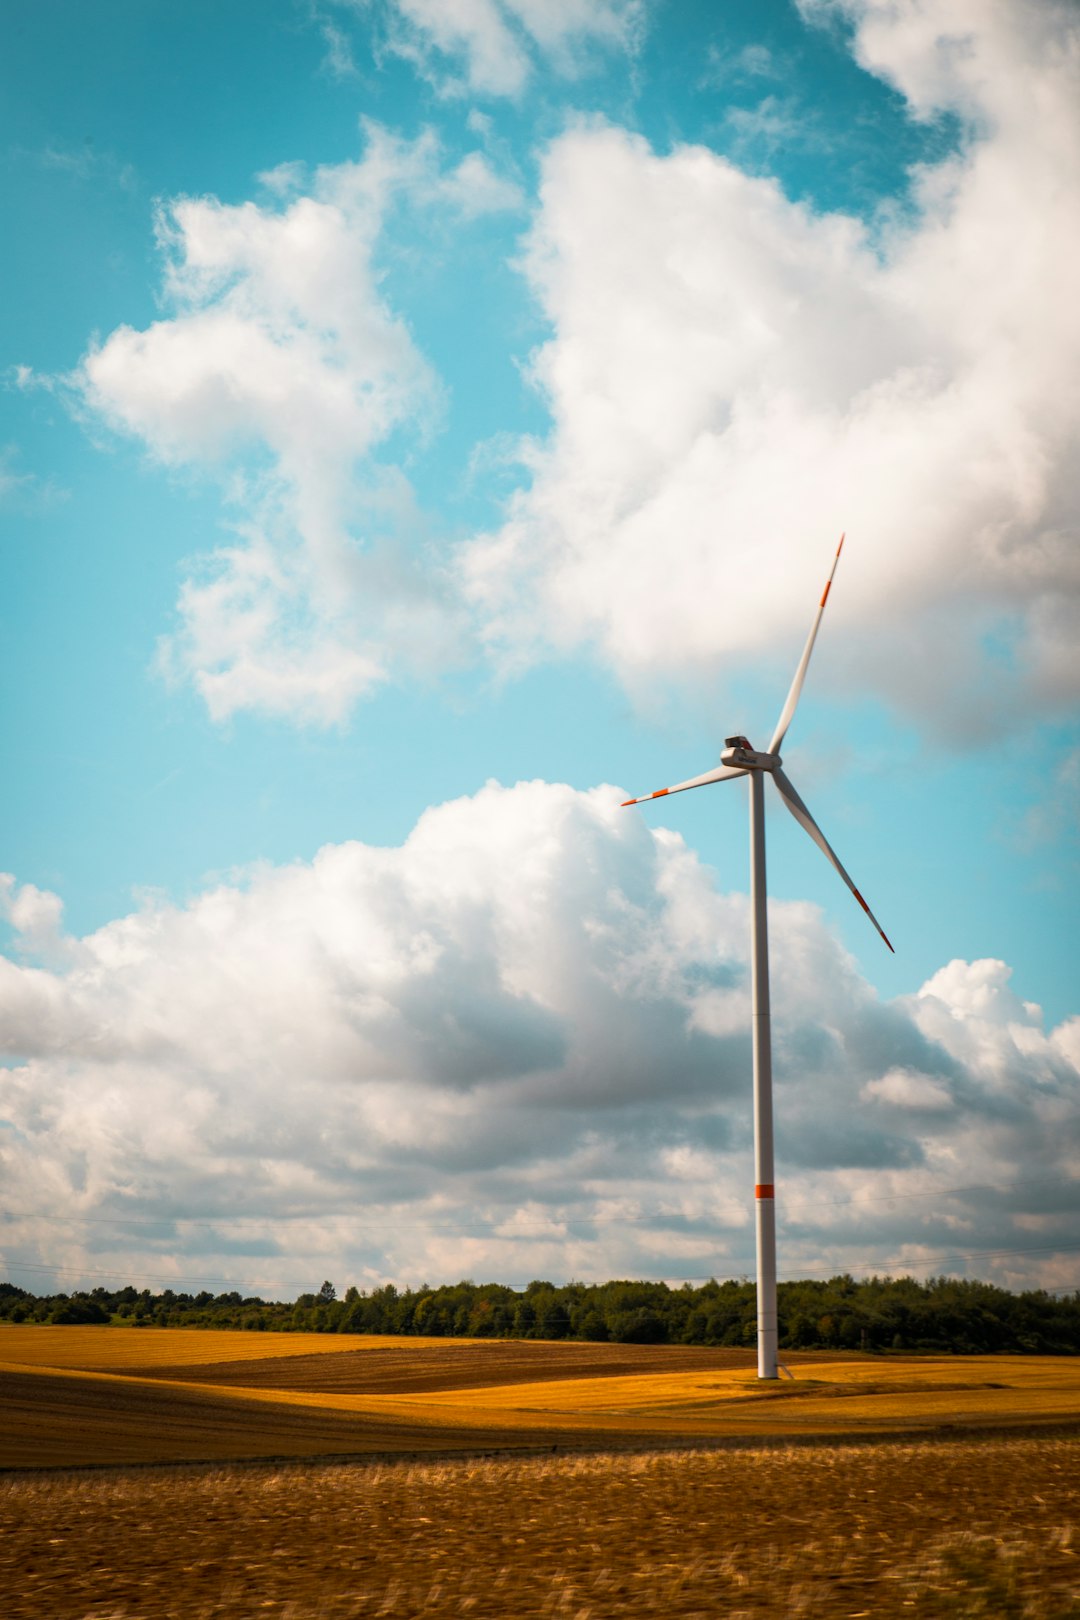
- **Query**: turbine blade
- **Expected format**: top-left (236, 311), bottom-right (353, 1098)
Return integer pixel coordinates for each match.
top-left (621, 764), bottom-right (747, 807)
top-left (772, 766), bottom-right (894, 952)
top-left (768, 533), bottom-right (845, 756)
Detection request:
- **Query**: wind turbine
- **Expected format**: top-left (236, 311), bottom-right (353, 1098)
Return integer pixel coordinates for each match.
top-left (621, 536), bottom-right (893, 1379)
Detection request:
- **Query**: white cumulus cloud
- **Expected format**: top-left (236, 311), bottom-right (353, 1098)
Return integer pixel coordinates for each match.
top-left (1, 783), bottom-right (1075, 1295)
top-left (0, 875), bottom-right (70, 963)
top-left (463, 0), bottom-right (1080, 735)
top-left (72, 125), bottom-right (519, 726)
top-left (372, 0), bottom-right (645, 98)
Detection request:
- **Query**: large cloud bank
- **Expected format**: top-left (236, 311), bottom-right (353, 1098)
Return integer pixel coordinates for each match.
top-left (63, 0), bottom-right (1080, 733)
top-left (2, 782), bottom-right (1076, 1295)
top-left (466, 0), bottom-right (1080, 731)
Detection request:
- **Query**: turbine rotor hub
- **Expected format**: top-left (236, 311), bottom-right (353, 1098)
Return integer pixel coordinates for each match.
top-left (721, 738), bottom-right (780, 771)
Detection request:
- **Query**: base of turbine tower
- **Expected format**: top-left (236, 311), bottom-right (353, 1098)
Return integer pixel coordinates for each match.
top-left (757, 1321), bottom-right (779, 1379)
top-left (754, 1192), bottom-right (778, 1379)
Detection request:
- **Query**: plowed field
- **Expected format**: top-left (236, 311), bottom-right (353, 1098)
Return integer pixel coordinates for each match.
top-left (3, 1325), bottom-right (1079, 1473)
top-left (3, 1328), bottom-right (1079, 1615)
top-left (0, 1364), bottom-right (604, 1471)
top-left (120, 1340), bottom-right (831, 1394)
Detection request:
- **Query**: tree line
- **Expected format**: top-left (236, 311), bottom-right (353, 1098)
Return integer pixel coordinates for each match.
top-left (2, 1273), bottom-right (1078, 1353)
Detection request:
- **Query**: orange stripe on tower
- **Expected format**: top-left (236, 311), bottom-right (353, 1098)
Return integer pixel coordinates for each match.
top-left (755, 1183), bottom-right (774, 1199)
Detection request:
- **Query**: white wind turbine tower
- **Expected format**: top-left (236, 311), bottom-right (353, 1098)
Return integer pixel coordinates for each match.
top-left (621, 536), bottom-right (893, 1380)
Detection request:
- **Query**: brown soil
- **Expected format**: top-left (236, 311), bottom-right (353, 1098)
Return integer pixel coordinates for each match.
top-left (2, 1435), bottom-right (1077, 1618)
top-left (117, 1341), bottom-right (833, 1394)
top-left (0, 1368), bottom-right (617, 1472)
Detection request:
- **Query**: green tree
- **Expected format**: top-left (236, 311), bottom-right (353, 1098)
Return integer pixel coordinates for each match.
top-left (513, 1298), bottom-right (537, 1337)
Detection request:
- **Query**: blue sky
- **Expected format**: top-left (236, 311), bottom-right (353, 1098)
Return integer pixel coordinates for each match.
top-left (1, 0), bottom-right (1078, 1301)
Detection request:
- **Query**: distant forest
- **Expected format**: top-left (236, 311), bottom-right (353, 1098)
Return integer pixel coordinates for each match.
top-left (3, 1274), bottom-right (1079, 1354)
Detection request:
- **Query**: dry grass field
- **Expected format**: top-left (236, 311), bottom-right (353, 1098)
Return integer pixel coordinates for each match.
top-left (2, 1437), bottom-right (1078, 1618)
top-left (2, 1328), bottom-right (1079, 1615)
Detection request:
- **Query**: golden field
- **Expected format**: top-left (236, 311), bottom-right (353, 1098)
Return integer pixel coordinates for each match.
top-left (2, 1328), bottom-right (1079, 1615)
top-left (2, 1323), bottom-right (1080, 1469)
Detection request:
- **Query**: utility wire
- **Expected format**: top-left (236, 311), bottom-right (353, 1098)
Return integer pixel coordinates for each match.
top-left (1, 1260), bottom-right (302, 1291)
top-left (1, 1173), bottom-right (1076, 1235)
top-left (641, 1241), bottom-right (1080, 1287)
top-left (6, 1241), bottom-right (1080, 1300)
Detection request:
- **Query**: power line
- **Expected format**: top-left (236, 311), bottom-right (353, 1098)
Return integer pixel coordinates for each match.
top-left (2, 1260), bottom-right (307, 1292)
top-left (1, 1173), bottom-right (1076, 1236)
top-left (646, 1240), bottom-right (1080, 1287)
top-left (780, 1173), bottom-right (1080, 1216)
top-left (5, 1241), bottom-right (1080, 1300)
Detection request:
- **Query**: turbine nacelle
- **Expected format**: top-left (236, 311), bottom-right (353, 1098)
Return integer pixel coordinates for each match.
top-left (622, 533), bottom-right (892, 955)
top-left (721, 738), bottom-right (780, 772)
